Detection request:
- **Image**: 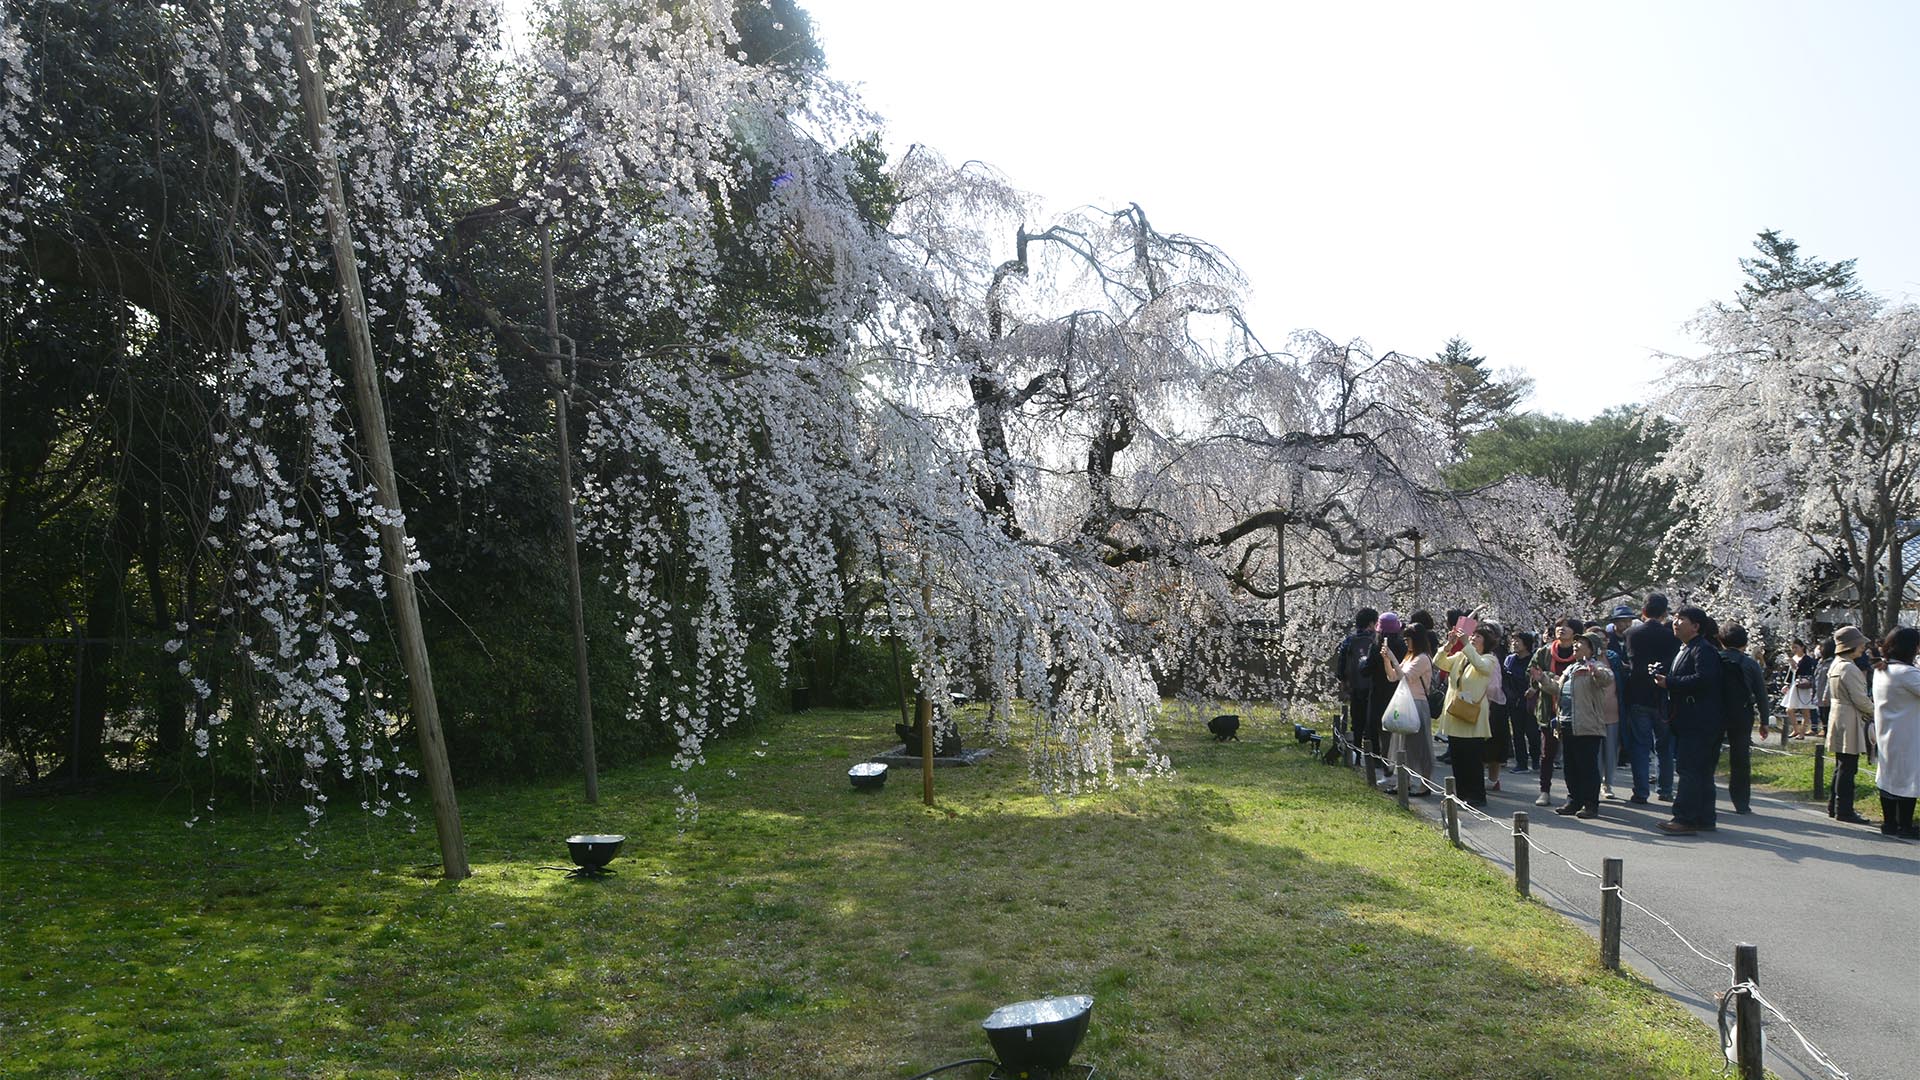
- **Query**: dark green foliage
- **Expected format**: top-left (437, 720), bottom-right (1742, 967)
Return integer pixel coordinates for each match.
top-left (2, 0), bottom-right (907, 791)
top-left (1424, 337), bottom-right (1532, 460)
top-left (841, 132), bottom-right (901, 230)
top-left (798, 618), bottom-right (908, 710)
top-left (1738, 229), bottom-right (1862, 306)
top-left (1449, 407), bottom-right (1681, 604)
top-left (732, 0), bottom-right (825, 78)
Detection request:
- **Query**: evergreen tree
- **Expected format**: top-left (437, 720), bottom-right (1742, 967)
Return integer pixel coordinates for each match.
top-left (1448, 408), bottom-right (1680, 605)
top-left (1425, 337), bottom-right (1532, 460)
top-left (1738, 229), bottom-right (1862, 306)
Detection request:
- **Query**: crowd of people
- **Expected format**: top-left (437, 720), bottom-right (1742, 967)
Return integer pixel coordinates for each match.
top-left (1332, 599), bottom-right (1920, 839)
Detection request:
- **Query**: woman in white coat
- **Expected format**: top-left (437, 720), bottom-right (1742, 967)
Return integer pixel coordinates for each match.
top-left (1872, 626), bottom-right (1920, 839)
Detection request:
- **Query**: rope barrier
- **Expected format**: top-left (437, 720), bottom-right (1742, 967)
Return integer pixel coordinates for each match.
top-left (1740, 981), bottom-right (1855, 1080)
top-left (1320, 723), bottom-right (1851, 1080)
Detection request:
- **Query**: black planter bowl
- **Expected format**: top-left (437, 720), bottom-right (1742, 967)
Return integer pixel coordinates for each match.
top-left (982, 995), bottom-right (1093, 1073)
top-left (848, 762), bottom-right (888, 791)
top-left (564, 834), bottom-right (626, 872)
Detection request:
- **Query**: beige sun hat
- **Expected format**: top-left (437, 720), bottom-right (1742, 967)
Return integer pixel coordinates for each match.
top-left (1833, 625), bottom-right (1867, 655)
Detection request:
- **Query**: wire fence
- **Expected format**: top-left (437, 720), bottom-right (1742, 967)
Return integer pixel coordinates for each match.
top-left (1323, 719), bottom-right (1852, 1080)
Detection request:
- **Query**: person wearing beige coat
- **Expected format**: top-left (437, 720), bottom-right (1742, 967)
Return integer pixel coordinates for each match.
top-left (1434, 626), bottom-right (1497, 809)
top-left (1825, 625), bottom-right (1874, 825)
top-left (1548, 632), bottom-right (1616, 818)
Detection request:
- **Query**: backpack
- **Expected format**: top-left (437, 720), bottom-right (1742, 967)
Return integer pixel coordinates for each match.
top-left (1337, 631), bottom-right (1375, 689)
top-left (1720, 648), bottom-right (1754, 731)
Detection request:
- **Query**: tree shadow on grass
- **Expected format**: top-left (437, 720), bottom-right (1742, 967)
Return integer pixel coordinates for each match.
top-left (1, 716), bottom-right (1730, 1079)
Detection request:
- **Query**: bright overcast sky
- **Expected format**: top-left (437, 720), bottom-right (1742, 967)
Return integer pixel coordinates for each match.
top-left (799, 0), bottom-right (1920, 418)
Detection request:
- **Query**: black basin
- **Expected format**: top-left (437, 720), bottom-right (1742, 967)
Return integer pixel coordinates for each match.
top-left (564, 834), bottom-right (625, 870)
top-left (982, 995), bottom-right (1092, 1073)
top-left (848, 762), bottom-right (888, 790)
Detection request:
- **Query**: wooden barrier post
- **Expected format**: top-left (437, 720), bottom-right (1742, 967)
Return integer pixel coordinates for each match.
top-left (1395, 749), bottom-right (1410, 810)
top-left (1812, 745), bottom-right (1825, 800)
top-left (1444, 777), bottom-right (1460, 847)
top-left (1734, 943), bottom-right (1762, 1079)
top-left (1513, 812), bottom-right (1530, 898)
top-left (1600, 857), bottom-right (1623, 970)
top-left (1365, 743), bottom-right (1379, 788)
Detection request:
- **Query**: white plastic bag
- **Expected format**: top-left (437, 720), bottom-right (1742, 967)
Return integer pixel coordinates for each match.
top-left (1381, 679), bottom-right (1421, 734)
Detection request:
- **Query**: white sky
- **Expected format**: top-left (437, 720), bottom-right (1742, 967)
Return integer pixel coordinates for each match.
top-left (799, 0), bottom-right (1920, 418)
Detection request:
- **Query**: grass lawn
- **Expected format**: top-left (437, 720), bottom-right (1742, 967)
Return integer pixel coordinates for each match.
top-left (1738, 732), bottom-right (1881, 806)
top-left (2, 707), bottom-right (1740, 1079)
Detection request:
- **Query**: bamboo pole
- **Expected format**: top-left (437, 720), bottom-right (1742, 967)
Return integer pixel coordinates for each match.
top-left (292, 2), bottom-right (467, 878)
top-left (542, 225), bottom-right (597, 804)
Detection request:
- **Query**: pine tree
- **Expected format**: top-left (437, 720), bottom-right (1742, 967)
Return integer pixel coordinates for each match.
top-left (1426, 337), bottom-right (1532, 460)
top-left (1738, 229), bottom-right (1862, 306)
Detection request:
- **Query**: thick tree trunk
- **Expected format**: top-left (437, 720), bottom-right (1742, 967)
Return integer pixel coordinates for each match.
top-left (292, 3), bottom-right (468, 879)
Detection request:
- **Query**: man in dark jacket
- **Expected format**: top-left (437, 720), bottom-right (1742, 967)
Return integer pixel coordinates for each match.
top-left (1720, 624), bottom-right (1768, 814)
top-left (1654, 606), bottom-right (1724, 834)
top-left (1333, 609), bottom-right (1379, 756)
top-left (1624, 594), bottom-right (1680, 803)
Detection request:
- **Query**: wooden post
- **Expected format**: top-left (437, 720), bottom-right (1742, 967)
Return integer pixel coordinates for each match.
top-left (1395, 749), bottom-right (1409, 810)
top-left (874, 538), bottom-right (913, 732)
top-left (1273, 520), bottom-right (1287, 634)
top-left (1444, 777), bottom-right (1460, 847)
top-left (543, 224), bottom-right (597, 805)
top-left (1600, 857), bottom-right (1623, 970)
top-left (1812, 745), bottom-right (1825, 799)
top-left (1365, 744), bottom-right (1379, 788)
top-left (292, 2), bottom-right (467, 879)
top-left (1410, 531), bottom-right (1422, 610)
top-left (888, 630), bottom-right (911, 730)
top-left (1733, 943), bottom-right (1763, 1079)
top-left (919, 581), bottom-right (935, 808)
top-left (1513, 812), bottom-right (1530, 898)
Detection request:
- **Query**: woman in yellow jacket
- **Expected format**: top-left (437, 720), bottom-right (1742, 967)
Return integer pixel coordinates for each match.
top-left (1435, 624), bottom-right (1499, 809)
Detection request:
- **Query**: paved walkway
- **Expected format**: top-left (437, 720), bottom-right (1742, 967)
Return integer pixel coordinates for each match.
top-left (1371, 745), bottom-right (1918, 1080)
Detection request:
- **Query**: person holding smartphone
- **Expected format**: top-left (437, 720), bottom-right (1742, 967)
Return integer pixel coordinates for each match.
top-left (1435, 624), bottom-right (1499, 810)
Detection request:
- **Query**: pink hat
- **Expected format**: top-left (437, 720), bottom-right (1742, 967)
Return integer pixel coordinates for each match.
top-left (1378, 612), bottom-right (1405, 635)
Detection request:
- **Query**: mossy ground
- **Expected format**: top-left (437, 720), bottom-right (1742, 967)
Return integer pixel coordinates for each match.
top-left (2, 707), bottom-right (1739, 1078)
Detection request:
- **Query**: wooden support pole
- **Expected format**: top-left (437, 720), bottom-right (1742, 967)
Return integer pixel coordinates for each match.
top-left (1444, 776), bottom-right (1460, 847)
top-left (1411, 531), bottom-right (1422, 609)
top-left (1813, 745), bottom-right (1825, 799)
top-left (1600, 857), bottom-right (1624, 970)
top-left (543, 224), bottom-right (597, 805)
top-left (1733, 943), bottom-right (1763, 1080)
top-left (873, 536), bottom-right (913, 731)
top-left (1395, 749), bottom-right (1409, 810)
top-left (919, 581), bottom-right (935, 808)
top-left (292, 2), bottom-right (467, 879)
top-left (1513, 812), bottom-right (1530, 898)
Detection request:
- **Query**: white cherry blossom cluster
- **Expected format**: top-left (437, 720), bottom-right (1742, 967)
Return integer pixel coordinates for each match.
top-left (0, 12), bottom-right (29, 280)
